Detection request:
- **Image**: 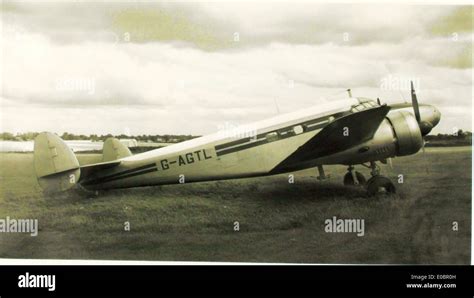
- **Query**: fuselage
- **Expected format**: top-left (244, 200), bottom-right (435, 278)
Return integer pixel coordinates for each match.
top-left (81, 97), bottom-right (440, 190)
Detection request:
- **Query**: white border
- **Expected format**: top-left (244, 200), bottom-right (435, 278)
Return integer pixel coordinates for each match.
top-left (1, 0), bottom-right (472, 266)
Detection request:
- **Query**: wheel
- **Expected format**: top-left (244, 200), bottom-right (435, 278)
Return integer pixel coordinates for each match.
top-left (366, 175), bottom-right (396, 196)
top-left (355, 171), bottom-right (366, 186)
top-left (343, 171), bottom-right (366, 186)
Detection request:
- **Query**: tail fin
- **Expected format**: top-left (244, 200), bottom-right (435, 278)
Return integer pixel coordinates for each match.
top-left (102, 138), bottom-right (132, 162)
top-left (34, 132), bottom-right (81, 193)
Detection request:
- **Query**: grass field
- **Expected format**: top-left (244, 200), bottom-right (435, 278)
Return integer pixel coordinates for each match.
top-left (0, 147), bottom-right (471, 264)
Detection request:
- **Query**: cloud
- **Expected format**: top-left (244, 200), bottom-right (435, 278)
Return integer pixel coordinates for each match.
top-left (3, 3), bottom-right (472, 48)
top-left (0, 2), bottom-right (472, 135)
top-left (430, 6), bottom-right (473, 36)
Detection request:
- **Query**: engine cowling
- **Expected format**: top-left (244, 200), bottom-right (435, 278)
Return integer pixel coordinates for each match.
top-left (297, 110), bottom-right (425, 166)
top-left (386, 111), bottom-right (423, 156)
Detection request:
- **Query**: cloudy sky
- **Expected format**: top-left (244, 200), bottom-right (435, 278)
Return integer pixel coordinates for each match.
top-left (0, 2), bottom-right (472, 136)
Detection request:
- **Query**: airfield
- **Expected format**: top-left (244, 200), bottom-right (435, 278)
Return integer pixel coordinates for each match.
top-left (0, 146), bottom-right (470, 264)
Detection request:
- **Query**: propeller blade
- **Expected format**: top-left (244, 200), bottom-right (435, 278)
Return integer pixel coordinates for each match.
top-left (377, 98), bottom-right (381, 105)
top-left (411, 81), bottom-right (421, 123)
top-left (388, 157), bottom-right (393, 169)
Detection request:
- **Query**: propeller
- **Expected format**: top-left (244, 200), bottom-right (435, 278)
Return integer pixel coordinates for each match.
top-left (385, 80), bottom-right (436, 173)
top-left (410, 81), bottom-right (421, 123)
top-left (411, 81), bottom-right (433, 136)
top-left (410, 81), bottom-right (430, 173)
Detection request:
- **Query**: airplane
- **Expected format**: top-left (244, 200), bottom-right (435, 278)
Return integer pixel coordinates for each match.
top-left (33, 82), bottom-right (440, 196)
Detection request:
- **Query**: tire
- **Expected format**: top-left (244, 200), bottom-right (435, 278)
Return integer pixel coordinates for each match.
top-left (343, 171), bottom-right (366, 186)
top-left (366, 175), bottom-right (396, 196)
top-left (355, 171), bottom-right (366, 186)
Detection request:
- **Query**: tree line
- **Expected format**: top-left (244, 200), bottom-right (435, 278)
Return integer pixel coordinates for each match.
top-left (0, 130), bottom-right (471, 144)
top-left (0, 132), bottom-right (198, 143)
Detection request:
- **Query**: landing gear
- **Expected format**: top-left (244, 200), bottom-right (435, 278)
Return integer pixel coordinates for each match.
top-left (317, 165), bottom-right (330, 180)
top-left (343, 166), bottom-right (366, 186)
top-left (366, 175), bottom-right (396, 196)
top-left (343, 162), bottom-right (396, 196)
top-left (365, 161), bottom-right (396, 196)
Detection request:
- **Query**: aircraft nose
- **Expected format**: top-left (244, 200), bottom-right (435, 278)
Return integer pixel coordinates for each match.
top-left (419, 105), bottom-right (441, 135)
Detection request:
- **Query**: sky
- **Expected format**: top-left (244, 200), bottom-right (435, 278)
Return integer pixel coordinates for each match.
top-left (0, 2), bottom-right (472, 136)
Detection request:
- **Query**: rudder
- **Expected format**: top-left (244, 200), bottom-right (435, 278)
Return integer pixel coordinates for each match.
top-left (34, 132), bottom-right (80, 193)
top-left (102, 138), bottom-right (132, 162)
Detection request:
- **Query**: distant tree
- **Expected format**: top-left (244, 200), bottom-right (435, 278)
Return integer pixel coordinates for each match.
top-left (0, 131), bottom-right (200, 142)
top-left (61, 132), bottom-right (74, 140)
top-left (101, 134), bottom-right (113, 141)
top-left (0, 132), bottom-right (15, 140)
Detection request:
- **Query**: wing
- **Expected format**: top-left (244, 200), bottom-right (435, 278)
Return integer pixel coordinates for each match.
top-left (271, 105), bottom-right (391, 172)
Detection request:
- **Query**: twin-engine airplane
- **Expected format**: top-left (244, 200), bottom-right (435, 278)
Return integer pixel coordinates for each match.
top-left (34, 82), bottom-right (440, 196)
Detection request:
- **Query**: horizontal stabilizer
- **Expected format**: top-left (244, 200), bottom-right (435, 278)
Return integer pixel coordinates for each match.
top-left (79, 160), bottom-right (121, 182)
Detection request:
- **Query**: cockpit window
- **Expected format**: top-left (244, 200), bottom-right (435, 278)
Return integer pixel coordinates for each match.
top-left (351, 100), bottom-right (377, 113)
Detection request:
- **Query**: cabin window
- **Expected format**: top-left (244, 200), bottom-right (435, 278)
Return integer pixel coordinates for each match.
top-left (293, 125), bottom-right (304, 135)
top-left (265, 132), bottom-right (279, 142)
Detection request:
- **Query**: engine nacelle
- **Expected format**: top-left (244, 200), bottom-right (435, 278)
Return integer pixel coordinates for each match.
top-left (386, 111), bottom-right (423, 156)
top-left (293, 110), bottom-right (424, 166)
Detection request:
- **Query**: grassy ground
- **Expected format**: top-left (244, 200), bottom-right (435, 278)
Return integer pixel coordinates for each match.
top-left (0, 147), bottom-right (471, 264)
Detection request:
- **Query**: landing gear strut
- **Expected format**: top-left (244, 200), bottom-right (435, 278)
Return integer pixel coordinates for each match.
top-left (317, 165), bottom-right (331, 180)
top-left (343, 165), bottom-right (366, 186)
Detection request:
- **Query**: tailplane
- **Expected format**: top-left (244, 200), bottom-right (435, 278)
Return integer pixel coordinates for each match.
top-left (34, 134), bottom-right (130, 193)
